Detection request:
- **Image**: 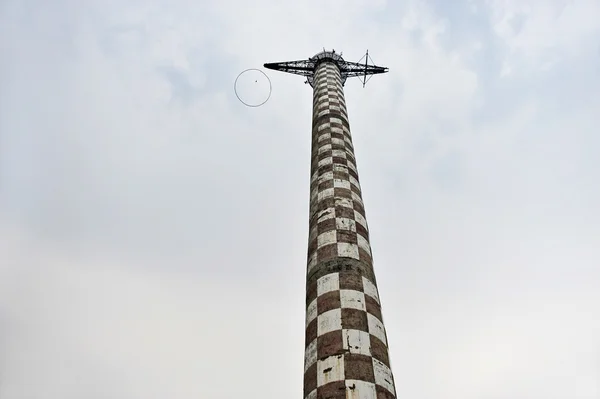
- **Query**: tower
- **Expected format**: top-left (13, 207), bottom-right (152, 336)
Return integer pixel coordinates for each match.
top-left (265, 50), bottom-right (394, 399)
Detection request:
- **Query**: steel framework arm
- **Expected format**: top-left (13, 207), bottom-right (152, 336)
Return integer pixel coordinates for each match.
top-left (264, 50), bottom-right (388, 87)
top-left (264, 60), bottom-right (315, 77)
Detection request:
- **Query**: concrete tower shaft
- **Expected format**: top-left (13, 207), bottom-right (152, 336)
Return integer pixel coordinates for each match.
top-left (303, 61), bottom-right (397, 399)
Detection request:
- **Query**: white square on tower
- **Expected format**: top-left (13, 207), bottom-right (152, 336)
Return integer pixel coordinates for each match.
top-left (334, 197), bottom-right (353, 209)
top-left (317, 354), bottom-right (345, 386)
top-left (357, 235), bottom-right (371, 255)
top-left (335, 218), bottom-right (356, 232)
top-left (317, 171), bottom-right (334, 184)
top-left (317, 230), bottom-right (336, 248)
top-left (317, 273), bottom-right (340, 295)
top-left (342, 329), bottom-right (371, 356)
top-left (331, 138), bottom-right (345, 146)
top-left (331, 149), bottom-right (347, 158)
top-left (318, 133), bottom-right (331, 142)
top-left (354, 211), bottom-right (368, 230)
top-left (318, 146), bottom-right (333, 157)
top-left (373, 358), bottom-right (395, 395)
top-left (340, 289), bottom-right (366, 311)
top-left (307, 252), bottom-right (317, 274)
top-left (345, 380), bottom-right (376, 399)
top-left (367, 313), bottom-right (387, 345)
top-left (334, 179), bottom-right (351, 189)
top-left (317, 208), bottom-right (335, 223)
top-left (306, 298), bottom-right (317, 327)
top-left (318, 188), bottom-right (335, 201)
top-left (318, 157), bottom-right (333, 167)
top-left (338, 242), bottom-right (359, 260)
top-left (304, 339), bottom-right (317, 372)
top-left (362, 277), bottom-right (379, 303)
top-left (318, 309), bottom-right (342, 336)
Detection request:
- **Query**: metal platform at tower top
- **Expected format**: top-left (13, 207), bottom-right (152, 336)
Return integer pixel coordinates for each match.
top-left (264, 49), bottom-right (388, 87)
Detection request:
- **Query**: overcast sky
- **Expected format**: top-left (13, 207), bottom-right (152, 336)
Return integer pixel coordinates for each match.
top-left (1, 0), bottom-right (599, 398)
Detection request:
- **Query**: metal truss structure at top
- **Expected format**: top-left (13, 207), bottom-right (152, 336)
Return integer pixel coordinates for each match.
top-left (264, 49), bottom-right (388, 87)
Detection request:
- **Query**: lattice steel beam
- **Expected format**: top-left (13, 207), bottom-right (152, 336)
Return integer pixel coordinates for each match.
top-left (264, 49), bottom-right (388, 87)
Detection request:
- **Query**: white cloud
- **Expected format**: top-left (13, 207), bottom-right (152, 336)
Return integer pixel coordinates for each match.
top-left (0, 224), bottom-right (305, 398)
top-left (486, 0), bottom-right (600, 74)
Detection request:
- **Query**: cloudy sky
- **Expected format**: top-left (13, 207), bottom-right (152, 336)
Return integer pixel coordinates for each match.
top-left (1, 0), bottom-right (599, 397)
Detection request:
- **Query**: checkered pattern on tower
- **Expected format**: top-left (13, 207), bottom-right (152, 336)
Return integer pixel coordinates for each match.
top-left (304, 61), bottom-right (397, 399)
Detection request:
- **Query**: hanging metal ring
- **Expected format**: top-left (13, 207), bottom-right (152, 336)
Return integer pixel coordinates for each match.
top-left (234, 69), bottom-right (272, 107)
